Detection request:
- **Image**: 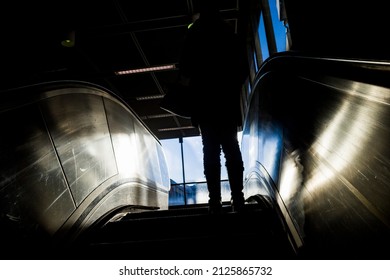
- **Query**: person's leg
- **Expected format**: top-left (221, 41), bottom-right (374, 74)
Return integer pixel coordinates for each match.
top-left (200, 125), bottom-right (222, 213)
top-left (220, 124), bottom-right (245, 211)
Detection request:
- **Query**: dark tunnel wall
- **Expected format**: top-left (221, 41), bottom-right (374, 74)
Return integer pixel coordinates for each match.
top-left (241, 53), bottom-right (390, 259)
top-left (283, 0), bottom-right (390, 61)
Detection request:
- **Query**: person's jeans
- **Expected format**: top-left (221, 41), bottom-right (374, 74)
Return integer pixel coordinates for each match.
top-left (199, 123), bottom-right (245, 206)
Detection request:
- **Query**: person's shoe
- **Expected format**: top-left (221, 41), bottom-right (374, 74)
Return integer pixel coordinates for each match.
top-left (208, 205), bottom-right (222, 215)
top-left (208, 199), bottom-right (222, 215)
top-left (231, 197), bottom-right (246, 213)
top-left (231, 203), bottom-right (244, 213)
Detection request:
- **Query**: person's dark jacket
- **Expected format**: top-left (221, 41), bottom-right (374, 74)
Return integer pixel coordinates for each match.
top-left (179, 12), bottom-right (248, 128)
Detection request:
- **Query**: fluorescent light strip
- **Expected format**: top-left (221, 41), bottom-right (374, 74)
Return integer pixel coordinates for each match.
top-left (136, 94), bottom-right (165, 101)
top-left (115, 64), bottom-right (176, 75)
top-left (158, 126), bottom-right (195, 132)
top-left (141, 114), bottom-right (172, 120)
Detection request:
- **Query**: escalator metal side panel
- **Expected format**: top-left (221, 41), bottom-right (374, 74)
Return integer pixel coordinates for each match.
top-left (0, 81), bottom-right (170, 257)
top-left (243, 54), bottom-right (390, 259)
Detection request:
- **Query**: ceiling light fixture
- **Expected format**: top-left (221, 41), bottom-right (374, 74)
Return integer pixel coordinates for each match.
top-left (141, 113), bottom-right (173, 120)
top-left (61, 30), bottom-right (75, 47)
top-left (115, 64), bottom-right (176, 75)
top-left (158, 126), bottom-right (195, 132)
top-left (136, 94), bottom-right (165, 101)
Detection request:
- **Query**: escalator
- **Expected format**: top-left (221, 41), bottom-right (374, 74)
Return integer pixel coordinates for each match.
top-left (2, 53), bottom-right (389, 260)
top-left (241, 53), bottom-right (390, 259)
top-left (0, 81), bottom-right (171, 260)
top-left (66, 195), bottom-right (297, 260)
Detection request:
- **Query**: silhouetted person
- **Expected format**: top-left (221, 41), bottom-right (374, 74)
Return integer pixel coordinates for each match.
top-left (179, 0), bottom-right (248, 213)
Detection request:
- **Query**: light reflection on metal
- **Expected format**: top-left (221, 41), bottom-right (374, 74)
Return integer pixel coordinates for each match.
top-left (278, 150), bottom-right (304, 201)
top-left (0, 81), bottom-right (170, 245)
top-left (305, 81), bottom-right (381, 195)
top-left (302, 80), bottom-right (390, 227)
top-left (246, 54), bottom-right (390, 257)
top-left (111, 133), bottom-right (138, 176)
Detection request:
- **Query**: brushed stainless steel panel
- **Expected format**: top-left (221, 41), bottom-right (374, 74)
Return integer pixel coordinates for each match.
top-left (0, 104), bottom-right (75, 235)
top-left (105, 97), bottom-right (170, 191)
top-left (41, 93), bottom-right (118, 206)
top-left (0, 81), bottom-right (170, 254)
top-left (244, 56), bottom-right (390, 258)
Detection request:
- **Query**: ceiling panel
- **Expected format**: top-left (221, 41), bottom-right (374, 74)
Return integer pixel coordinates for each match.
top-left (2, 0), bottom-right (240, 140)
top-left (118, 0), bottom-right (190, 21)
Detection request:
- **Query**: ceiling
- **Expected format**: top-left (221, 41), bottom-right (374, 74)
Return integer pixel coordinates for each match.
top-left (2, 0), bottom-right (240, 140)
top-left (2, 0), bottom-right (389, 140)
